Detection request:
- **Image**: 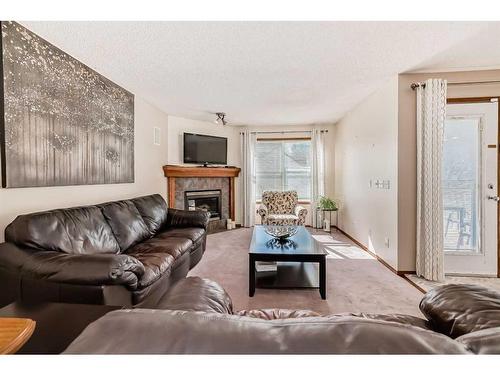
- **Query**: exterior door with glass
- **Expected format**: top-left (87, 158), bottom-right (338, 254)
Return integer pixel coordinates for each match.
top-left (443, 101), bottom-right (498, 276)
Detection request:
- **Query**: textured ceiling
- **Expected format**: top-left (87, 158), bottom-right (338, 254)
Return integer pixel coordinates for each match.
top-left (20, 21), bottom-right (499, 126)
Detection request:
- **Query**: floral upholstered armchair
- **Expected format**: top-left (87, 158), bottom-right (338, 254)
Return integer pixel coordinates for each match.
top-left (257, 191), bottom-right (308, 226)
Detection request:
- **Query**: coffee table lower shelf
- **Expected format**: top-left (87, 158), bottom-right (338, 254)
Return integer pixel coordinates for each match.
top-left (249, 255), bottom-right (326, 300)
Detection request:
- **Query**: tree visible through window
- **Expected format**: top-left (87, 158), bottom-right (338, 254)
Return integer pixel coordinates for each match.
top-left (255, 139), bottom-right (311, 200)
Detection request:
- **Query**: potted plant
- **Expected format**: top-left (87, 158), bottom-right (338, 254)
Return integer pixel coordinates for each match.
top-left (318, 196), bottom-right (337, 211)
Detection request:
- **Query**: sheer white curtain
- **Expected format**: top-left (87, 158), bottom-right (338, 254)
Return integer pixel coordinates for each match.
top-left (240, 129), bottom-right (256, 227)
top-left (416, 78), bottom-right (447, 282)
top-left (311, 129), bottom-right (326, 229)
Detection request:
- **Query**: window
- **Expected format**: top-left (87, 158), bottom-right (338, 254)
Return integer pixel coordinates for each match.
top-left (442, 117), bottom-right (481, 252)
top-left (255, 139), bottom-right (311, 200)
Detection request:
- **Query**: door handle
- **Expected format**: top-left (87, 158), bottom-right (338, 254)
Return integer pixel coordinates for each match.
top-left (487, 195), bottom-right (500, 202)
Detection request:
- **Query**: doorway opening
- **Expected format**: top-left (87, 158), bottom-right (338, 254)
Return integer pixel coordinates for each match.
top-left (444, 98), bottom-right (499, 277)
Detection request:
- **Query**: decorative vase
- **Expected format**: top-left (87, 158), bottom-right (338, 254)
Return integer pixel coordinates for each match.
top-left (323, 219), bottom-right (330, 232)
top-left (264, 225), bottom-right (298, 240)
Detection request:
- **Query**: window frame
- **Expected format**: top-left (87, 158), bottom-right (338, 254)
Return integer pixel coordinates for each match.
top-left (254, 138), bottom-right (312, 202)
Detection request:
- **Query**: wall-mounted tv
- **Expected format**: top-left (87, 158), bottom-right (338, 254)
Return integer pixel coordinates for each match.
top-left (183, 133), bottom-right (228, 165)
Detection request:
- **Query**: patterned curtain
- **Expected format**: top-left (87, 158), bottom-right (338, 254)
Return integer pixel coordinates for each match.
top-left (311, 129), bottom-right (326, 229)
top-left (240, 129), bottom-right (257, 227)
top-left (416, 79), bottom-right (447, 281)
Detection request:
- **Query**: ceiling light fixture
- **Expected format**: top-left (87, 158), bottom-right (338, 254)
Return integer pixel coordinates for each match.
top-left (214, 112), bottom-right (227, 125)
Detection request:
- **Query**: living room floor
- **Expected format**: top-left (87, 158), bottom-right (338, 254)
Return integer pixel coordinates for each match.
top-left (189, 227), bottom-right (424, 317)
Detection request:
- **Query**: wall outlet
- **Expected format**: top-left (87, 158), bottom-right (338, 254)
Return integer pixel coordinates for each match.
top-left (384, 237), bottom-right (390, 248)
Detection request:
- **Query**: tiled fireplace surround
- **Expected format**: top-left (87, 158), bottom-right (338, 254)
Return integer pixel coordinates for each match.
top-left (175, 178), bottom-right (230, 230)
top-left (163, 165), bottom-right (241, 232)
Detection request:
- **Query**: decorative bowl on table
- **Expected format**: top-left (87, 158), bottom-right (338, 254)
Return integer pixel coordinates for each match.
top-left (264, 225), bottom-right (298, 240)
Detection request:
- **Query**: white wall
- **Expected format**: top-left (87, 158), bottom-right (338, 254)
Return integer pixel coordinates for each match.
top-left (166, 116), bottom-right (242, 223)
top-left (0, 97), bottom-right (169, 242)
top-left (334, 76), bottom-right (399, 270)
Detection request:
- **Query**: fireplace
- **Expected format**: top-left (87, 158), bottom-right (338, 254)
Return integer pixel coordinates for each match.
top-left (184, 190), bottom-right (222, 220)
top-left (163, 165), bottom-right (241, 233)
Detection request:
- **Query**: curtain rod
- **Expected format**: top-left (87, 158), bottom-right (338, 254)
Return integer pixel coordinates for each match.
top-left (240, 130), bottom-right (328, 135)
top-left (411, 80), bottom-right (500, 90)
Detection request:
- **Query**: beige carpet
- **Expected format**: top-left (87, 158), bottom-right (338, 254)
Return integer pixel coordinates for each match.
top-left (405, 273), bottom-right (500, 293)
top-left (189, 227), bottom-right (424, 317)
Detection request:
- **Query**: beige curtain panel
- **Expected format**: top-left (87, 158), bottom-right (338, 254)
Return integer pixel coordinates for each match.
top-left (416, 78), bottom-right (447, 282)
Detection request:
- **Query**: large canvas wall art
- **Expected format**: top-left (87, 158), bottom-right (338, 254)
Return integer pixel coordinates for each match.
top-left (0, 21), bottom-right (134, 188)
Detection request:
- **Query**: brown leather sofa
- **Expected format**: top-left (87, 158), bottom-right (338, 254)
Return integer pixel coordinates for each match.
top-left (65, 278), bottom-right (500, 354)
top-left (0, 195), bottom-right (210, 308)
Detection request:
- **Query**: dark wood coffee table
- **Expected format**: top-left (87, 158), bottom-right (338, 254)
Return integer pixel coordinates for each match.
top-left (249, 226), bottom-right (327, 299)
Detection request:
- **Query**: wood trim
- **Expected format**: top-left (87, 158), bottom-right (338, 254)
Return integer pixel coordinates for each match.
top-left (163, 165), bottom-right (240, 178)
top-left (168, 177), bottom-right (176, 208)
top-left (333, 227), bottom-right (422, 291)
top-left (448, 97), bottom-right (500, 278)
top-left (229, 177), bottom-right (235, 221)
top-left (333, 226), bottom-right (398, 274)
top-left (401, 275), bottom-right (427, 293)
top-left (163, 165), bottom-right (240, 221)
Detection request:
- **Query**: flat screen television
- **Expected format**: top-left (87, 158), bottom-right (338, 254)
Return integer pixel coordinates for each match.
top-left (183, 133), bottom-right (228, 165)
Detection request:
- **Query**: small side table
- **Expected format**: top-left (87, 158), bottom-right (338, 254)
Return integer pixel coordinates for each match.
top-left (315, 208), bottom-right (338, 234)
top-left (0, 302), bottom-right (120, 354)
top-left (0, 318), bottom-right (36, 354)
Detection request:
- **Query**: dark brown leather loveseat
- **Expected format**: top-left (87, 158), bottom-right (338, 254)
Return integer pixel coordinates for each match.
top-left (65, 278), bottom-right (500, 354)
top-left (0, 194), bottom-right (210, 308)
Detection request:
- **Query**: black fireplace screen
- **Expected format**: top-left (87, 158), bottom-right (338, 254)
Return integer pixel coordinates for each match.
top-left (184, 190), bottom-right (222, 219)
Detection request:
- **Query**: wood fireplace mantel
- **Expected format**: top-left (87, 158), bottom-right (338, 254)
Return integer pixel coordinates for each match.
top-left (162, 165), bottom-right (241, 221)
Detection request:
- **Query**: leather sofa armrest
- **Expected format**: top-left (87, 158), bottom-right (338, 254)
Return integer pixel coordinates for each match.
top-left (21, 251), bottom-right (145, 290)
top-left (0, 242), bottom-right (36, 271)
top-left (157, 277), bottom-right (233, 314)
top-left (419, 284), bottom-right (500, 338)
top-left (166, 208), bottom-right (210, 230)
top-left (456, 327), bottom-right (500, 354)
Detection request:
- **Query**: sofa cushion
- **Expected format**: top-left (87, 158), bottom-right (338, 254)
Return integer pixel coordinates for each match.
top-left (156, 277), bottom-right (233, 314)
top-left (419, 284), bottom-right (500, 338)
top-left (65, 310), bottom-right (470, 354)
top-left (456, 327), bottom-right (500, 354)
top-left (327, 313), bottom-right (431, 331)
top-left (126, 237), bottom-right (192, 261)
top-left (5, 206), bottom-right (120, 255)
top-left (262, 191), bottom-right (298, 214)
top-left (156, 228), bottom-right (205, 245)
top-left (130, 252), bottom-right (175, 288)
top-left (237, 309), bottom-right (320, 319)
top-left (131, 195), bottom-right (168, 236)
top-left (99, 200), bottom-right (150, 251)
